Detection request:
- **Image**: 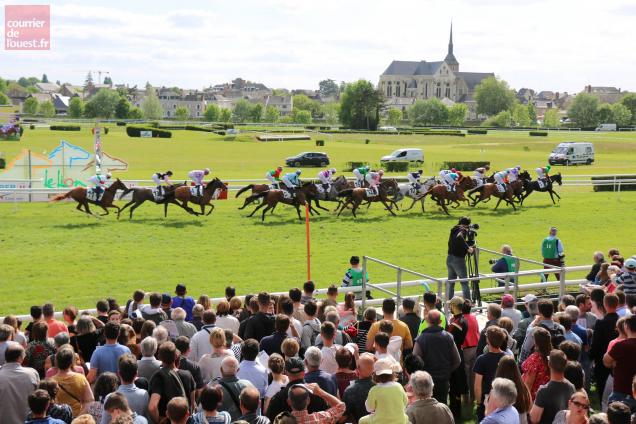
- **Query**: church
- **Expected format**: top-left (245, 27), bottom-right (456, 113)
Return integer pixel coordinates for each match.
top-left (378, 24), bottom-right (494, 114)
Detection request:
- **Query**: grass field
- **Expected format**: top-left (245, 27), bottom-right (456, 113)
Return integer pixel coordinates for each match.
top-left (1, 126), bottom-right (636, 315)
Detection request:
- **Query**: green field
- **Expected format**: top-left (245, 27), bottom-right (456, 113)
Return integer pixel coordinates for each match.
top-left (1, 126), bottom-right (636, 315)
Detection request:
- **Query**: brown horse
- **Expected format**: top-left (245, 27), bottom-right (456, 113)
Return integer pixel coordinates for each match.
top-left (235, 182), bottom-right (277, 210)
top-left (117, 183), bottom-right (186, 219)
top-left (246, 183), bottom-right (318, 221)
top-left (471, 182), bottom-right (517, 210)
top-left (412, 175), bottom-right (472, 215)
top-left (167, 178), bottom-right (227, 217)
top-left (335, 181), bottom-right (398, 218)
top-left (51, 178), bottom-right (128, 217)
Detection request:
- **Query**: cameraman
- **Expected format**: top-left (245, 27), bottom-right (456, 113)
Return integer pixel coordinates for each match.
top-left (490, 245), bottom-right (517, 287)
top-left (541, 226), bottom-right (565, 281)
top-left (446, 216), bottom-right (474, 300)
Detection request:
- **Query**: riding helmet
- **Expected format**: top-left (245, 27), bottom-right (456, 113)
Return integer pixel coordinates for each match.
top-left (484, 165), bottom-right (491, 170)
top-left (166, 171), bottom-right (173, 176)
top-left (378, 170), bottom-right (384, 175)
top-left (204, 167), bottom-right (211, 173)
top-left (330, 168), bottom-right (336, 174)
top-left (277, 166), bottom-right (283, 171)
top-left (296, 169), bottom-right (302, 174)
top-left (106, 173), bottom-right (112, 178)
top-left (417, 169), bottom-right (423, 174)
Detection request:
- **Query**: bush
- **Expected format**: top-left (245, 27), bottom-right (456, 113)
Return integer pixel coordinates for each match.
top-left (0, 158), bottom-right (5, 169)
top-left (365, 139), bottom-right (370, 144)
top-left (440, 161), bottom-right (491, 171)
top-left (316, 140), bottom-right (324, 146)
top-left (592, 175), bottom-right (636, 192)
top-left (529, 131), bottom-right (548, 136)
top-left (126, 126), bottom-right (172, 138)
top-left (50, 125), bottom-right (81, 131)
top-left (384, 161), bottom-right (410, 172)
top-left (29, 124), bottom-right (35, 130)
top-left (116, 122), bottom-right (127, 126)
top-left (468, 129), bottom-right (488, 135)
top-left (422, 130), bottom-right (465, 136)
top-left (346, 161), bottom-right (370, 171)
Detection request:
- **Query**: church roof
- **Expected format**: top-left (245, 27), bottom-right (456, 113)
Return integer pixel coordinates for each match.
top-left (382, 60), bottom-right (444, 76)
top-left (455, 72), bottom-right (494, 89)
top-left (444, 52), bottom-right (459, 65)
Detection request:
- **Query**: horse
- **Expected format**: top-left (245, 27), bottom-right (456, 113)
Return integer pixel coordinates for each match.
top-left (308, 176), bottom-right (351, 213)
top-left (411, 175), bottom-right (473, 215)
top-left (51, 178), bottom-right (128, 217)
top-left (245, 182), bottom-right (318, 222)
top-left (470, 182), bottom-right (517, 211)
top-left (393, 177), bottom-right (437, 207)
top-left (335, 180), bottom-right (399, 218)
top-left (167, 178), bottom-right (227, 217)
top-left (117, 183), bottom-right (186, 219)
top-left (236, 182), bottom-right (276, 210)
top-left (521, 173), bottom-right (562, 204)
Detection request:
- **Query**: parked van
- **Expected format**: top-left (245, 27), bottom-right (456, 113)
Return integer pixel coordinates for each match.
top-left (380, 148), bottom-right (424, 164)
top-left (549, 142), bottom-right (594, 166)
top-left (596, 123), bottom-right (617, 131)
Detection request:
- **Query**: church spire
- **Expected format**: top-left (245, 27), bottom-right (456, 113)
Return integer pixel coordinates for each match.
top-left (444, 21), bottom-right (459, 72)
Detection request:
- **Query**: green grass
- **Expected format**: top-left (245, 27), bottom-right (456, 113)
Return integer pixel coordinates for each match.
top-left (1, 127), bottom-right (636, 315)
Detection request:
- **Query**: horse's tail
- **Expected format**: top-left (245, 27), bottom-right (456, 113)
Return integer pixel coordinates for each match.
top-left (119, 187), bottom-right (134, 200)
top-left (235, 184), bottom-right (254, 198)
top-left (246, 191), bottom-right (269, 202)
top-left (337, 188), bottom-right (353, 198)
top-left (50, 190), bottom-right (73, 202)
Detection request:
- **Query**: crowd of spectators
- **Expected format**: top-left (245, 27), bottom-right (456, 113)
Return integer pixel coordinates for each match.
top-left (0, 248), bottom-right (635, 424)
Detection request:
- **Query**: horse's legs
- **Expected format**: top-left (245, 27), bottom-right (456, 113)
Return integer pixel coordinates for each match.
top-left (110, 204), bottom-right (121, 219)
top-left (75, 202), bottom-right (88, 215)
top-left (129, 201), bottom-right (143, 219)
top-left (548, 190), bottom-right (556, 204)
top-left (336, 199), bottom-right (350, 217)
top-left (98, 204), bottom-right (109, 216)
top-left (206, 202), bottom-right (215, 216)
top-left (551, 189), bottom-right (561, 201)
top-left (248, 201), bottom-right (266, 217)
top-left (261, 204), bottom-right (272, 221)
top-left (381, 198), bottom-right (397, 216)
top-left (296, 205), bottom-right (303, 220)
top-left (351, 199), bottom-right (361, 218)
top-left (119, 199), bottom-right (135, 218)
top-left (314, 199), bottom-right (329, 212)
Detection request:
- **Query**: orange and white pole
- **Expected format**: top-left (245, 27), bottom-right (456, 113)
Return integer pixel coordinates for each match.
top-left (305, 203), bottom-right (311, 280)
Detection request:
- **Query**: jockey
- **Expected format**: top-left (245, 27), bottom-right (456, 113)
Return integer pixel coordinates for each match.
top-left (188, 168), bottom-right (210, 196)
top-left (353, 165), bottom-right (370, 187)
top-left (151, 170), bottom-right (173, 196)
top-left (282, 170), bottom-right (302, 197)
top-left (473, 165), bottom-right (490, 187)
top-left (88, 173), bottom-right (111, 200)
top-left (506, 167), bottom-right (520, 183)
top-left (440, 169), bottom-right (459, 192)
top-left (494, 169), bottom-right (510, 192)
top-left (317, 168), bottom-right (336, 193)
top-left (536, 165), bottom-right (551, 188)
top-left (266, 167), bottom-right (283, 189)
top-left (365, 169), bottom-right (383, 195)
top-left (407, 169), bottom-right (423, 191)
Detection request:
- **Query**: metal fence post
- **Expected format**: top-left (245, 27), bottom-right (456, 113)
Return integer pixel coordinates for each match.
top-left (514, 257), bottom-right (521, 302)
top-left (504, 275), bottom-right (510, 295)
top-left (396, 267), bottom-right (402, 310)
top-left (361, 256), bottom-right (368, 312)
top-left (559, 264), bottom-right (566, 299)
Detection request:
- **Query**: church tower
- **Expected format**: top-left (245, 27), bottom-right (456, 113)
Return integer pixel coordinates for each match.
top-left (444, 23), bottom-right (459, 72)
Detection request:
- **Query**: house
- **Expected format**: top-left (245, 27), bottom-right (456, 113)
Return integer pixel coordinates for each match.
top-left (251, 95), bottom-right (294, 116)
top-left (583, 85), bottom-right (628, 104)
top-left (35, 82), bottom-right (60, 94)
top-left (157, 89), bottom-right (206, 118)
top-left (516, 88), bottom-right (535, 105)
top-left (59, 84), bottom-right (82, 98)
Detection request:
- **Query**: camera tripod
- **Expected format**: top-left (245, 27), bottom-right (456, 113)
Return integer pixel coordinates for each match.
top-left (466, 247), bottom-right (482, 306)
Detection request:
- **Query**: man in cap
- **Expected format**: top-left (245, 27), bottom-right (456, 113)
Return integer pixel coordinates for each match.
top-left (512, 294), bottom-right (539, 349)
top-left (616, 258), bottom-right (636, 294)
top-left (353, 165), bottom-right (370, 188)
top-left (500, 294), bottom-right (522, 331)
top-left (407, 169), bottom-right (424, 193)
top-left (317, 168), bottom-right (337, 194)
top-left (172, 284), bottom-right (196, 322)
top-left (541, 227), bottom-right (565, 281)
top-left (535, 165), bottom-right (551, 188)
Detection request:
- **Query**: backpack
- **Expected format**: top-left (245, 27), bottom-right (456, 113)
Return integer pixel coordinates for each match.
top-left (304, 321), bottom-right (320, 346)
top-left (539, 322), bottom-right (566, 347)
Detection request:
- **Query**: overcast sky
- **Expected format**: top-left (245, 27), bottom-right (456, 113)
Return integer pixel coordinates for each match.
top-left (1, 0), bottom-right (634, 93)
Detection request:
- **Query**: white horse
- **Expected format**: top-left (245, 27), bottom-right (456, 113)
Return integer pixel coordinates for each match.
top-left (395, 177), bottom-right (437, 211)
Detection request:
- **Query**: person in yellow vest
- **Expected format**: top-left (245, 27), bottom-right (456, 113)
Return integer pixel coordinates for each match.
top-left (542, 226), bottom-right (565, 281)
top-left (490, 245), bottom-right (518, 287)
top-left (418, 291), bottom-right (447, 335)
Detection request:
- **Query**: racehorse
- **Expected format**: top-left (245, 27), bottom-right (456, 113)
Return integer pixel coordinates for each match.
top-left (521, 172), bottom-right (562, 204)
top-left (411, 175), bottom-right (473, 215)
top-left (307, 175), bottom-right (350, 213)
top-left (51, 178), bottom-right (128, 217)
top-left (167, 178), bottom-right (227, 217)
top-left (245, 182), bottom-right (318, 222)
top-left (335, 179), bottom-right (399, 218)
top-left (236, 181), bottom-right (276, 210)
top-left (393, 177), bottom-right (437, 207)
top-left (117, 183), bottom-right (186, 219)
top-left (470, 182), bottom-right (517, 211)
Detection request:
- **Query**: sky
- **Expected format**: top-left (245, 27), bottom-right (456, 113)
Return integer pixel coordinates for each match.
top-left (1, 0), bottom-right (635, 93)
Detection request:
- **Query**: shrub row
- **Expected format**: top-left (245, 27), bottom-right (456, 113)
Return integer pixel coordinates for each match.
top-left (126, 126), bottom-right (172, 138)
top-left (50, 125), bottom-right (81, 131)
top-left (440, 161), bottom-right (491, 171)
top-left (384, 161), bottom-right (410, 172)
top-left (422, 130), bottom-right (465, 137)
top-left (529, 131), bottom-right (548, 136)
top-left (116, 122), bottom-right (127, 126)
top-left (468, 129), bottom-right (488, 135)
top-left (592, 175), bottom-right (636, 192)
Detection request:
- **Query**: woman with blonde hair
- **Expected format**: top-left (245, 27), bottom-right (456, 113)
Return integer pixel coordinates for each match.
top-left (198, 295), bottom-right (212, 311)
top-left (552, 391), bottom-right (590, 424)
top-left (198, 327), bottom-right (233, 383)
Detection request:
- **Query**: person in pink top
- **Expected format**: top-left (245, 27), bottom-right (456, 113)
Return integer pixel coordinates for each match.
top-left (43, 304), bottom-right (68, 338)
top-left (188, 168), bottom-right (210, 196)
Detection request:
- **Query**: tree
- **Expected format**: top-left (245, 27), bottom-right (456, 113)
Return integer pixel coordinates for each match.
top-left (23, 97), bottom-right (39, 114)
top-left (128, 107), bottom-right (143, 119)
top-left (249, 103), bottom-right (264, 122)
top-left (175, 106), bottom-right (189, 121)
top-left (511, 103), bottom-right (531, 127)
top-left (338, 80), bottom-right (384, 130)
top-left (318, 79), bottom-right (339, 98)
top-left (0, 77), bottom-right (7, 93)
top-left (293, 109), bottom-right (312, 124)
top-left (6, 82), bottom-right (27, 98)
top-left (0, 92), bottom-right (9, 105)
top-left (447, 103), bottom-right (468, 127)
top-left (84, 72), bottom-right (94, 89)
top-left (492, 110), bottom-right (513, 127)
top-left (568, 93), bottom-right (599, 127)
top-left (408, 99), bottom-right (449, 126)
top-left (141, 84), bottom-right (163, 119)
top-left (68, 97), bottom-right (84, 118)
top-left (84, 89), bottom-right (120, 118)
top-left (474, 76), bottom-right (516, 116)
top-left (386, 108), bottom-right (402, 126)
top-left (39, 100), bottom-right (56, 117)
top-left (41, 74), bottom-right (49, 83)
top-left (203, 104), bottom-right (220, 122)
top-left (18, 77), bottom-right (30, 87)
top-left (543, 108), bottom-right (559, 127)
top-left (232, 99), bottom-right (252, 123)
top-left (527, 103), bottom-right (537, 125)
top-left (620, 93), bottom-right (636, 124)
top-left (264, 105), bottom-right (280, 123)
top-left (220, 108), bottom-right (232, 122)
top-left (320, 102), bottom-right (340, 125)
top-left (596, 103), bottom-right (613, 124)
top-left (292, 94), bottom-right (320, 115)
top-left (611, 103), bottom-right (632, 126)
top-left (114, 97), bottom-right (131, 119)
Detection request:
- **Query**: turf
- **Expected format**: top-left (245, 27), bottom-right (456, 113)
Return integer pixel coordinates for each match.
top-left (1, 126), bottom-right (636, 315)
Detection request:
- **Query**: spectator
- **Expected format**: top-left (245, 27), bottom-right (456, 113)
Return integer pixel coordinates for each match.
top-left (476, 304), bottom-right (502, 356)
top-left (0, 323), bottom-right (18, 366)
top-left (43, 303), bottom-right (70, 338)
top-left (289, 288), bottom-right (307, 323)
top-left (26, 305), bottom-right (44, 339)
top-left (87, 322), bottom-right (131, 383)
top-left (529, 350), bottom-right (575, 424)
top-left (498, 317), bottom-right (518, 355)
top-left (603, 314), bottom-right (636, 405)
top-left (587, 251), bottom-right (606, 283)
top-left (124, 290), bottom-right (145, 319)
top-left (496, 355), bottom-right (532, 423)
top-left (353, 307), bottom-right (377, 354)
top-left (589, 413), bottom-right (609, 424)
top-left (342, 352), bottom-right (375, 423)
top-left (3, 315), bottom-right (27, 348)
top-left (84, 372), bottom-right (119, 424)
top-left (300, 301), bottom-right (321, 351)
top-left (372, 331), bottom-right (394, 363)
top-left (406, 371), bottom-right (454, 424)
top-left (281, 338), bottom-right (300, 360)
top-left (198, 327), bottom-right (233, 384)
top-left (559, 340), bottom-right (582, 362)
top-left (513, 295), bottom-right (539, 348)
top-left (334, 346), bottom-right (358, 397)
top-left (474, 326), bottom-right (507, 421)
top-left (190, 385), bottom-right (231, 423)
top-left (100, 354), bottom-right (148, 423)
top-left (171, 284), bottom-right (196, 321)
top-left (139, 320), bottom-right (156, 342)
top-left (590, 293), bottom-right (620, 398)
top-left (140, 293), bottom-right (168, 325)
top-left (0, 344), bottom-right (40, 423)
top-left (341, 255), bottom-right (370, 300)
top-left (337, 292), bottom-right (358, 328)
top-left (189, 310), bottom-right (217, 362)
top-left (413, 309), bottom-right (461, 404)
top-left (237, 339), bottom-right (268, 398)
top-left (25, 389), bottom-right (66, 424)
top-left (447, 296), bottom-right (468, 420)
top-left (365, 298), bottom-right (413, 354)
top-left (170, 307), bottom-right (196, 339)
top-left (216, 300), bottom-right (240, 335)
top-left (148, 342), bottom-right (196, 423)
top-left (191, 304), bottom-right (205, 331)
top-left (25, 321), bottom-right (57, 378)
top-left (217, 356), bottom-right (255, 422)
top-left (103, 393), bottom-right (147, 424)
top-left (564, 361), bottom-right (585, 392)
top-left (616, 259), bottom-right (636, 294)
top-left (244, 292), bottom-right (275, 342)
top-left (166, 397), bottom-right (192, 424)
top-left (304, 346), bottom-right (337, 395)
top-left (301, 281), bottom-right (316, 305)
top-left (462, 299), bottom-right (480, 402)
top-left (501, 294), bottom-right (523, 331)
top-left (52, 347), bottom-right (93, 417)
top-left (96, 300), bottom-right (109, 324)
top-left (318, 321), bottom-right (344, 374)
top-left (264, 354), bottom-right (289, 415)
top-left (541, 226), bottom-right (565, 281)
top-left (520, 299), bottom-right (565, 364)
top-left (237, 386), bottom-right (271, 424)
top-left (159, 294), bottom-right (173, 320)
top-left (279, 297), bottom-right (302, 339)
top-left (419, 292), bottom-right (448, 334)
top-left (174, 336), bottom-right (205, 393)
top-left (491, 245), bottom-right (518, 286)
top-left (358, 358), bottom-right (408, 424)
top-left (137, 337), bottom-right (161, 380)
top-left (446, 216), bottom-right (474, 300)
top-left (481, 378), bottom-right (520, 424)
top-left (606, 402), bottom-right (630, 424)
top-left (558, 314), bottom-right (583, 346)
top-left (315, 311), bottom-right (351, 347)
top-left (289, 382), bottom-right (345, 424)
top-left (70, 415), bottom-right (96, 424)
top-left (260, 315), bottom-right (290, 356)
top-left (521, 326), bottom-right (552, 400)
top-left (45, 334), bottom-right (83, 378)
top-left (399, 298), bottom-right (421, 341)
top-left (62, 307), bottom-right (78, 335)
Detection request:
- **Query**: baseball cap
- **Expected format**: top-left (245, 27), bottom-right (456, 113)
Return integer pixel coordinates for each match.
top-left (285, 357), bottom-right (304, 374)
top-left (175, 284), bottom-right (187, 295)
top-left (522, 294), bottom-right (538, 303)
top-left (625, 258), bottom-right (636, 270)
top-left (501, 294), bottom-right (515, 307)
top-left (161, 294), bottom-right (172, 305)
top-left (374, 358), bottom-right (396, 376)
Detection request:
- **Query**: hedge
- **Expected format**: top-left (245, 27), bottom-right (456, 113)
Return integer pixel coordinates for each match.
top-left (384, 161), bottom-right (410, 172)
top-left (440, 161), bottom-right (491, 171)
top-left (126, 126), bottom-right (172, 138)
top-left (592, 175), bottom-right (636, 192)
top-left (346, 161), bottom-right (370, 171)
top-left (316, 140), bottom-right (325, 146)
top-left (185, 125), bottom-right (215, 132)
top-left (116, 122), bottom-right (127, 126)
top-left (422, 130), bottom-right (465, 137)
top-left (50, 125), bottom-right (81, 131)
top-left (529, 131), bottom-right (548, 136)
top-left (468, 129), bottom-right (488, 135)
top-left (29, 124), bottom-right (35, 130)
top-left (0, 158), bottom-right (5, 169)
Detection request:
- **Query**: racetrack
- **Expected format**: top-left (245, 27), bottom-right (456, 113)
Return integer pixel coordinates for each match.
top-left (1, 126), bottom-right (636, 315)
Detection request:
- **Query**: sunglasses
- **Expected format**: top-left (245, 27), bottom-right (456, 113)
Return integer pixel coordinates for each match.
top-left (570, 399), bottom-right (590, 410)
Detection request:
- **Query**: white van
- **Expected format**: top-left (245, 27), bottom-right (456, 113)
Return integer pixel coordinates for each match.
top-left (380, 148), bottom-right (424, 164)
top-left (596, 123), bottom-right (617, 131)
top-left (549, 142), bottom-right (594, 166)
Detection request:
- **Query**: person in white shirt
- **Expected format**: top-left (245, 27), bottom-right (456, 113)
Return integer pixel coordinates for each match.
top-left (188, 310), bottom-right (217, 362)
top-left (198, 327), bottom-right (233, 384)
top-left (0, 344), bottom-right (40, 424)
top-left (215, 300), bottom-right (240, 335)
top-left (318, 322), bottom-right (341, 375)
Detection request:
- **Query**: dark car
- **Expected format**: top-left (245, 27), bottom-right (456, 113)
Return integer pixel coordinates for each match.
top-left (285, 152), bottom-right (330, 167)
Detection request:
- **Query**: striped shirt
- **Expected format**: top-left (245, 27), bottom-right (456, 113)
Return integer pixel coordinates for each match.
top-left (616, 271), bottom-right (636, 294)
